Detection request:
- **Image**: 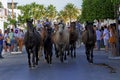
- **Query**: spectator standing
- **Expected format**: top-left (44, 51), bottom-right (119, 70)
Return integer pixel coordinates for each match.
top-left (8, 29), bottom-right (14, 52)
top-left (0, 29), bottom-right (4, 58)
top-left (4, 30), bottom-right (9, 52)
top-left (109, 25), bottom-right (117, 56)
top-left (18, 29), bottom-right (24, 52)
top-left (36, 20), bottom-right (42, 31)
top-left (96, 28), bottom-right (101, 50)
top-left (101, 26), bottom-right (109, 53)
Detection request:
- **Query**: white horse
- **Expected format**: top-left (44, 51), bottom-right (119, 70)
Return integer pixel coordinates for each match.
top-left (52, 24), bottom-right (70, 62)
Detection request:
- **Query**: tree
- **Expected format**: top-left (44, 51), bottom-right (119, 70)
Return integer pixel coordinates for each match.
top-left (17, 4), bottom-right (34, 25)
top-left (64, 3), bottom-right (79, 22)
top-left (37, 5), bottom-right (46, 20)
top-left (57, 10), bottom-right (69, 23)
top-left (81, 0), bottom-right (115, 22)
top-left (46, 4), bottom-right (57, 20)
top-left (0, 2), bottom-right (3, 8)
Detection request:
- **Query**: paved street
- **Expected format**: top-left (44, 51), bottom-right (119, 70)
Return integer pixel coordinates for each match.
top-left (0, 45), bottom-right (120, 80)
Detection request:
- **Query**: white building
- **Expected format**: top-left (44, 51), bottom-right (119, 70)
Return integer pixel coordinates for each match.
top-left (0, 0), bottom-right (21, 33)
top-left (0, 0), bottom-right (7, 34)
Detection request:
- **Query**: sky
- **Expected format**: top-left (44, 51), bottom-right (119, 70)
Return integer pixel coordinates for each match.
top-left (7, 0), bottom-right (82, 11)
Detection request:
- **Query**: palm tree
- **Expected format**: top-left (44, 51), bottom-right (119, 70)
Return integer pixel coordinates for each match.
top-left (37, 5), bottom-right (46, 20)
top-left (46, 4), bottom-right (57, 20)
top-left (58, 10), bottom-right (69, 23)
top-left (64, 3), bottom-right (79, 22)
top-left (17, 4), bottom-right (32, 26)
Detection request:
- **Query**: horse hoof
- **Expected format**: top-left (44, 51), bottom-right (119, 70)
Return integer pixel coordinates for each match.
top-left (60, 58), bottom-right (64, 63)
top-left (49, 61), bottom-right (52, 64)
top-left (29, 64), bottom-right (32, 68)
top-left (74, 55), bottom-right (76, 58)
top-left (71, 55), bottom-right (74, 58)
top-left (90, 60), bottom-right (93, 63)
top-left (56, 55), bottom-right (59, 58)
top-left (64, 57), bottom-right (67, 60)
top-left (67, 53), bottom-right (69, 55)
top-left (35, 65), bottom-right (38, 68)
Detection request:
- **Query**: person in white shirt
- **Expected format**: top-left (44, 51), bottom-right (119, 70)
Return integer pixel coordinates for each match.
top-left (96, 28), bottom-right (101, 50)
top-left (36, 20), bottom-right (42, 31)
top-left (101, 26), bottom-right (109, 52)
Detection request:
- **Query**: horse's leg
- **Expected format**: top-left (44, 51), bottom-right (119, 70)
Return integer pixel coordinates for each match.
top-left (90, 47), bottom-right (94, 63)
top-left (70, 44), bottom-right (73, 58)
top-left (32, 51), bottom-right (35, 67)
top-left (49, 51), bottom-right (52, 64)
top-left (26, 49), bottom-right (31, 68)
top-left (73, 43), bottom-right (76, 58)
top-left (85, 46), bottom-right (90, 63)
top-left (60, 50), bottom-right (64, 62)
top-left (38, 46), bottom-right (43, 60)
top-left (55, 46), bottom-right (59, 58)
top-left (64, 50), bottom-right (67, 60)
top-left (35, 47), bottom-right (39, 65)
top-left (46, 52), bottom-right (49, 64)
top-left (44, 48), bottom-right (47, 60)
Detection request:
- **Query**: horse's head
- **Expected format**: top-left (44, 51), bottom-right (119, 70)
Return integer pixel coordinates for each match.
top-left (70, 22), bottom-right (76, 27)
top-left (26, 19), bottom-right (34, 31)
top-left (58, 24), bottom-right (64, 35)
top-left (26, 19), bottom-right (35, 40)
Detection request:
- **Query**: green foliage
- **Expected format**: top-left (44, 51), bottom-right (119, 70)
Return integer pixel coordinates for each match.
top-left (4, 22), bottom-right (9, 29)
top-left (17, 3), bottom-right (57, 24)
top-left (8, 18), bottom-right (17, 25)
top-left (17, 2), bottom-right (80, 24)
top-left (58, 3), bottom-right (80, 23)
top-left (46, 4), bottom-right (57, 20)
top-left (0, 2), bottom-right (3, 8)
top-left (81, 0), bottom-right (115, 22)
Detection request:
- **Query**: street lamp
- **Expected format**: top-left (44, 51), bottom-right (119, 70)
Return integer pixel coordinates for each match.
top-left (12, 0), bottom-right (14, 19)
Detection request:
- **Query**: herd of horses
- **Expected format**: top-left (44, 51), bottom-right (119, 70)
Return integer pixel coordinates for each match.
top-left (24, 19), bottom-right (96, 68)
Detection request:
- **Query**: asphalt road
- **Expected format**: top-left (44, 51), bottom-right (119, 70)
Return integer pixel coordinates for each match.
top-left (0, 45), bottom-right (120, 80)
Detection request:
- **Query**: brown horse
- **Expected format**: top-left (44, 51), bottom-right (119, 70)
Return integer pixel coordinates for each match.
top-left (82, 23), bottom-right (96, 63)
top-left (38, 27), bottom-right (47, 59)
top-left (69, 22), bottom-right (78, 58)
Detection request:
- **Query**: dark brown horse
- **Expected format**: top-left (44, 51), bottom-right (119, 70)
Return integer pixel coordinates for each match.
top-left (24, 19), bottom-right (41, 68)
top-left (82, 23), bottom-right (96, 63)
top-left (69, 22), bottom-right (78, 58)
top-left (43, 24), bottom-right (53, 64)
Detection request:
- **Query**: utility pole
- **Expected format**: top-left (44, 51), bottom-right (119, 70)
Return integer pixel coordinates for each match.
top-left (12, 0), bottom-right (14, 19)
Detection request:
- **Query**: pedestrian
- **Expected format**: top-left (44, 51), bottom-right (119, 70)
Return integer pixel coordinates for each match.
top-left (100, 27), bottom-right (104, 48)
top-left (101, 26), bottom-right (109, 53)
top-left (8, 29), bottom-right (14, 52)
top-left (4, 30), bottom-right (9, 52)
top-left (109, 24), bottom-right (117, 56)
top-left (96, 28), bottom-right (101, 50)
top-left (36, 20), bottom-right (42, 31)
top-left (18, 29), bottom-right (24, 52)
top-left (0, 29), bottom-right (4, 58)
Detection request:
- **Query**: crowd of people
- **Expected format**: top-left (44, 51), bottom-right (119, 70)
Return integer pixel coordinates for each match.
top-left (0, 28), bottom-right (25, 59)
top-left (94, 22), bottom-right (119, 57)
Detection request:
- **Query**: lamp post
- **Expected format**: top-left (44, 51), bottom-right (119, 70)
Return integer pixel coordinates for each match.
top-left (12, 0), bottom-right (14, 19)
